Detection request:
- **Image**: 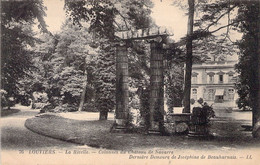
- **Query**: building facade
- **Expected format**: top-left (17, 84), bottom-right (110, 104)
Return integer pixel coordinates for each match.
top-left (190, 60), bottom-right (239, 108)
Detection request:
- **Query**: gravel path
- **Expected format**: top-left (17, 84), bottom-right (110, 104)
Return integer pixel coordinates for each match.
top-left (1, 105), bottom-right (78, 150)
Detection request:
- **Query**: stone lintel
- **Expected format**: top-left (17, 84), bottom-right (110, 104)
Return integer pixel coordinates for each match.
top-left (115, 27), bottom-right (173, 40)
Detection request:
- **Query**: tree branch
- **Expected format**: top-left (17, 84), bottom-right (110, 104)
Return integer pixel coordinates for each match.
top-left (116, 11), bottom-right (130, 30)
top-left (209, 21), bottom-right (238, 34)
top-left (205, 5), bottom-right (237, 31)
top-left (113, 20), bottom-right (122, 30)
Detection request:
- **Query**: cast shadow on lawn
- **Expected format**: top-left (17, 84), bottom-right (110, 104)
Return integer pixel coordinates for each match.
top-left (25, 114), bottom-right (260, 151)
top-left (1, 109), bottom-right (20, 117)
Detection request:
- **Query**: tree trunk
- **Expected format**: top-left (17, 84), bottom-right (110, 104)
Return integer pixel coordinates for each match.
top-left (183, 0), bottom-right (195, 113)
top-left (78, 81), bottom-right (87, 112)
top-left (78, 58), bottom-right (88, 112)
top-left (252, 0), bottom-right (260, 138)
top-left (99, 111), bottom-right (108, 120)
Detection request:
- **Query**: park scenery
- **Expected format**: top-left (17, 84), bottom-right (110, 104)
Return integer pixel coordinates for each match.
top-left (1, 0), bottom-right (260, 165)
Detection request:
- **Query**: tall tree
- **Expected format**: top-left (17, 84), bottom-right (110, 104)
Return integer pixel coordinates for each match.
top-left (64, 0), bottom-right (154, 39)
top-left (92, 41), bottom-right (116, 120)
top-left (49, 21), bottom-right (97, 112)
top-left (192, 0), bottom-right (259, 136)
top-left (1, 0), bottom-right (48, 108)
top-left (183, 0), bottom-right (195, 113)
top-left (64, 0), bottom-right (154, 120)
top-left (235, 1), bottom-right (259, 132)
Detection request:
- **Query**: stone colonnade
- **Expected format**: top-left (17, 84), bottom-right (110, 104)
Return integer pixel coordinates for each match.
top-left (149, 41), bottom-right (164, 131)
top-left (115, 43), bottom-right (129, 127)
top-left (114, 28), bottom-right (172, 132)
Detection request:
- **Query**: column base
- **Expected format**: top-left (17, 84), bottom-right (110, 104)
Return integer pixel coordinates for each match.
top-left (148, 121), bottom-right (161, 135)
top-left (110, 119), bottom-right (128, 133)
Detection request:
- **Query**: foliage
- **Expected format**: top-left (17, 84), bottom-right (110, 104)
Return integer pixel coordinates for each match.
top-left (92, 41), bottom-right (116, 114)
top-left (1, 89), bottom-right (10, 108)
top-left (179, 0), bottom-right (259, 118)
top-left (32, 92), bottom-right (48, 103)
top-left (161, 40), bottom-right (185, 113)
top-left (235, 2), bottom-right (259, 114)
top-left (82, 102), bottom-right (98, 112)
top-left (193, 1), bottom-right (259, 114)
top-left (191, 98), bottom-right (215, 125)
top-left (164, 122), bottom-right (176, 135)
top-left (1, 0), bottom-right (48, 102)
top-left (165, 64), bottom-right (184, 112)
top-left (182, 0), bottom-right (195, 113)
top-left (138, 87), bottom-right (150, 131)
top-left (64, 0), bottom-right (154, 39)
top-left (46, 22), bottom-right (96, 112)
top-left (64, 1), bottom-right (155, 119)
top-left (17, 20), bottom-right (98, 112)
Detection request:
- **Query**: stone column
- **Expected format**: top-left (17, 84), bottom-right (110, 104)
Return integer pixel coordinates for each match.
top-left (115, 42), bottom-right (129, 129)
top-left (149, 39), bottom-right (164, 133)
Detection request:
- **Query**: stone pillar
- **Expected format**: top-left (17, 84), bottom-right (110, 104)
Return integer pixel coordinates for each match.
top-left (149, 40), bottom-right (164, 133)
top-left (115, 43), bottom-right (129, 129)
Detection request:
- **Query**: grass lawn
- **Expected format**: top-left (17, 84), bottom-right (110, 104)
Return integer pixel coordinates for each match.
top-left (1, 108), bottom-right (20, 117)
top-left (25, 113), bottom-right (260, 151)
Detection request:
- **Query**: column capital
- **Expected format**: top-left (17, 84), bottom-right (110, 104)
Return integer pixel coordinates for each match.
top-left (146, 36), bottom-right (163, 44)
top-left (114, 40), bottom-right (132, 47)
top-left (114, 40), bottom-right (127, 47)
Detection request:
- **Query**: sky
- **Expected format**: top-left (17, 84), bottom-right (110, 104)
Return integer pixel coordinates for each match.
top-left (42, 0), bottom-right (241, 44)
top-left (43, 0), bottom-right (187, 41)
top-left (151, 0), bottom-right (187, 41)
top-left (43, 0), bottom-right (65, 33)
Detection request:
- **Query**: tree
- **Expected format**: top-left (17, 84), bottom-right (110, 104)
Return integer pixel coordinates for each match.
top-left (92, 41), bottom-right (116, 120)
top-left (45, 21), bottom-right (97, 112)
top-left (1, 0), bottom-right (48, 108)
top-left (64, 0), bottom-right (154, 39)
top-left (235, 2), bottom-right (259, 129)
top-left (165, 64), bottom-right (184, 112)
top-left (64, 0), bottom-right (154, 120)
top-left (191, 0), bottom-right (259, 136)
top-left (182, 0), bottom-right (195, 113)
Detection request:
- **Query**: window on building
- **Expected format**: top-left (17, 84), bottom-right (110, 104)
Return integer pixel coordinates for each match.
top-left (192, 76), bottom-right (198, 84)
top-left (228, 88), bottom-right (235, 100)
top-left (208, 89), bottom-right (214, 100)
top-left (219, 75), bottom-right (223, 83)
top-left (228, 75), bottom-right (233, 82)
top-left (228, 88), bottom-right (234, 93)
top-left (192, 72), bottom-right (198, 84)
top-left (192, 88), bottom-right (197, 100)
top-left (217, 95), bottom-right (224, 101)
top-left (209, 75), bottom-right (214, 83)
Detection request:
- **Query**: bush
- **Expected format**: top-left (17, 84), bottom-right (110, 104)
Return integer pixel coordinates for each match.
top-left (138, 87), bottom-right (150, 131)
top-left (1, 89), bottom-right (16, 108)
top-left (191, 98), bottom-right (215, 125)
top-left (40, 103), bottom-right (56, 113)
top-left (32, 92), bottom-right (48, 103)
top-left (52, 104), bottom-right (78, 113)
top-left (32, 103), bottom-right (48, 109)
top-left (164, 122), bottom-right (176, 135)
top-left (40, 103), bottom-right (78, 113)
top-left (82, 102), bottom-right (98, 112)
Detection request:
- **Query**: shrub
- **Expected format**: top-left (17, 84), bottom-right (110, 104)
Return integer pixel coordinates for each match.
top-left (191, 99), bottom-right (215, 125)
top-left (138, 87), bottom-right (150, 131)
top-left (164, 122), bottom-right (176, 135)
top-left (82, 102), bottom-right (98, 112)
top-left (52, 104), bottom-right (78, 113)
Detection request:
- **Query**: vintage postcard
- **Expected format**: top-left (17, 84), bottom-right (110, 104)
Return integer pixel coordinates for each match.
top-left (1, 0), bottom-right (260, 164)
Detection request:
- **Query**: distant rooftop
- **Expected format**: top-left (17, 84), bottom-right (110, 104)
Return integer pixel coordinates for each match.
top-left (193, 60), bottom-right (238, 69)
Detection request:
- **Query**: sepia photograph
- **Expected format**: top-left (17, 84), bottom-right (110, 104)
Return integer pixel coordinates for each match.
top-left (1, 0), bottom-right (260, 164)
